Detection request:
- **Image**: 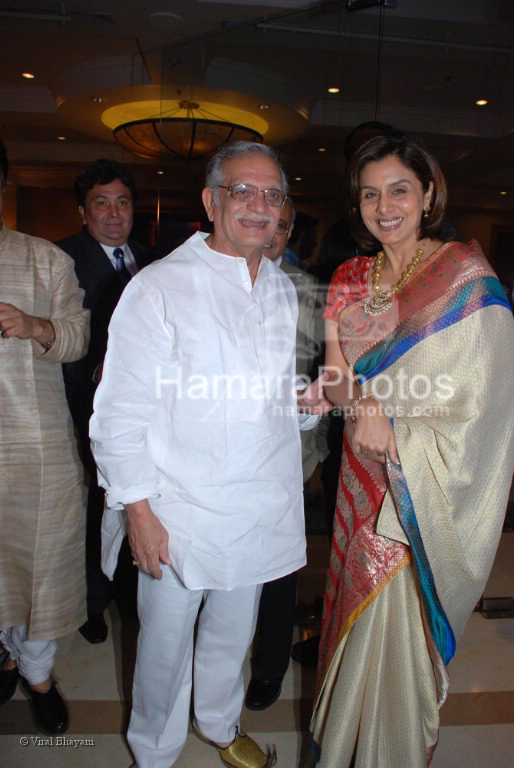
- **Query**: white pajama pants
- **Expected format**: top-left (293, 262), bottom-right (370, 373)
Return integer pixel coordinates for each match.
top-left (128, 565), bottom-right (262, 768)
top-left (0, 625), bottom-right (56, 685)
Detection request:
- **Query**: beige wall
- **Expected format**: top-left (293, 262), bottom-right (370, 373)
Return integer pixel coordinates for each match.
top-left (16, 187), bottom-right (81, 242)
top-left (447, 208), bottom-right (513, 261)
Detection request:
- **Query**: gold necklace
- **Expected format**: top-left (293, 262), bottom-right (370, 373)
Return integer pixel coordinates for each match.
top-left (364, 244), bottom-right (424, 316)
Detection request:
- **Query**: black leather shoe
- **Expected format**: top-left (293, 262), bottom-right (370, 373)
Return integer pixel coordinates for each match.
top-left (79, 612), bottom-right (108, 644)
top-left (245, 675), bottom-right (282, 711)
top-left (23, 680), bottom-right (69, 735)
top-left (0, 665), bottom-right (20, 706)
top-left (290, 635), bottom-right (320, 666)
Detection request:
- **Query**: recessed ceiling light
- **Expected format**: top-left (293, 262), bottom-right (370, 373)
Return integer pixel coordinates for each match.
top-left (258, 104), bottom-right (270, 111)
top-left (500, 191), bottom-right (507, 196)
top-left (157, 170), bottom-right (164, 175)
top-left (475, 99), bottom-right (488, 106)
top-left (318, 147), bottom-right (327, 153)
top-left (56, 135), bottom-right (66, 141)
top-left (327, 87), bottom-right (340, 94)
top-left (22, 72), bottom-right (35, 79)
top-left (295, 176), bottom-right (302, 181)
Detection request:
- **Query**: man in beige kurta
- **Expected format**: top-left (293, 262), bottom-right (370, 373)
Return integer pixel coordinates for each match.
top-left (0, 139), bottom-right (90, 734)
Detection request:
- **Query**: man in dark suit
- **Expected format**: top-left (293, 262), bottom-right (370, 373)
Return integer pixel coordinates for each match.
top-left (57, 159), bottom-right (154, 644)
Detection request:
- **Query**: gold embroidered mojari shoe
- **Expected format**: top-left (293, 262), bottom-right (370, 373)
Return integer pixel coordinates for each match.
top-left (192, 723), bottom-right (277, 768)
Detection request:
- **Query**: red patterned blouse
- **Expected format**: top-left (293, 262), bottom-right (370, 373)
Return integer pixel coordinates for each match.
top-left (324, 256), bottom-right (373, 322)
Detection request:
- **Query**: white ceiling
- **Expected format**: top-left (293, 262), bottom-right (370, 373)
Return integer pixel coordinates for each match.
top-left (1, 0), bottom-right (513, 216)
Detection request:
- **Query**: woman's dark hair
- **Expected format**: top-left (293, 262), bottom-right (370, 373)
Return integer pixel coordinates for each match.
top-left (344, 121), bottom-right (395, 161)
top-left (74, 159), bottom-right (136, 207)
top-left (346, 130), bottom-right (453, 251)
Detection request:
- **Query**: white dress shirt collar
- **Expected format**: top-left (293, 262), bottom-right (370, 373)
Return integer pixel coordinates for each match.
top-left (99, 242), bottom-right (138, 276)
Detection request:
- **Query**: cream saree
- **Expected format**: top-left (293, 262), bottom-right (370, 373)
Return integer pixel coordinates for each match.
top-left (309, 241), bottom-right (514, 767)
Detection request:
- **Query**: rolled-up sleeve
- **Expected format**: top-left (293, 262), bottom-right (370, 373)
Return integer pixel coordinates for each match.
top-left (89, 274), bottom-right (172, 509)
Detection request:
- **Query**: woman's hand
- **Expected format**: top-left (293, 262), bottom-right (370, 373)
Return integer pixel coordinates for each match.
top-left (352, 398), bottom-right (399, 465)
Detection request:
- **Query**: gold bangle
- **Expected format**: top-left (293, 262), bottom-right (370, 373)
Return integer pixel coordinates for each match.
top-left (350, 394), bottom-right (374, 423)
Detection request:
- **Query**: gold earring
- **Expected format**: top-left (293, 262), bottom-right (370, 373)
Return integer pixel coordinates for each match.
top-left (423, 204), bottom-right (431, 219)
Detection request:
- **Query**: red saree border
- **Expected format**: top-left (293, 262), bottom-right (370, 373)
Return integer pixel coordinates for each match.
top-left (315, 432), bottom-right (410, 701)
top-left (333, 551), bottom-right (411, 654)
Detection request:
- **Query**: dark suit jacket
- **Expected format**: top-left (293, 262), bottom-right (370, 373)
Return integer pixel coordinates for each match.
top-left (56, 228), bottom-right (155, 459)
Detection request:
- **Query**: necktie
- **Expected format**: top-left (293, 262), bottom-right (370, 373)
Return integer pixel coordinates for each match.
top-left (113, 247), bottom-right (131, 279)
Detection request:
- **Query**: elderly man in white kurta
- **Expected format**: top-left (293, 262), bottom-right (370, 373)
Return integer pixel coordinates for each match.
top-left (90, 142), bottom-right (324, 768)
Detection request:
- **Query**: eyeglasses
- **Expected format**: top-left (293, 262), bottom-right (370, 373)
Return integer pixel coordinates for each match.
top-left (218, 183), bottom-right (286, 207)
top-left (276, 220), bottom-right (290, 235)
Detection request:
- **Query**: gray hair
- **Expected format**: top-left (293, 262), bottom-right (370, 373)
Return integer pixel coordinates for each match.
top-left (205, 141), bottom-right (288, 204)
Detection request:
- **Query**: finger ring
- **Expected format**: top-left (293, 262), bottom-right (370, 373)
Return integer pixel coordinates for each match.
top-left (132, 560), bottom-right (140, 566)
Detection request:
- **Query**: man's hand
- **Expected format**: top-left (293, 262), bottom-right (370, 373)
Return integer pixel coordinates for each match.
top-left (297, 372), bottom-right (334, 414)
top-left (0, 302), bottom-right (54, 346)
top-left (125, 499), bottom-right (172, 580)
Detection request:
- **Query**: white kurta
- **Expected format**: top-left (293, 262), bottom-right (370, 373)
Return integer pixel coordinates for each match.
top-left (90, 232), bottom-right (307, 590)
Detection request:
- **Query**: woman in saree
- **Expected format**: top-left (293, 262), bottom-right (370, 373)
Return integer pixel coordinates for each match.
top-left (307, 130), bottom-right (514, 767)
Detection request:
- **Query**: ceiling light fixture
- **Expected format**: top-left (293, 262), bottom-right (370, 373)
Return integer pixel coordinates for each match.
top-left (22, 72), bottom-right (35, 79)
top-left (318, 147), bottom-right (327, 152)
top-left (475, 99), bottom-right (488, 106)
top-left (56, 135), bottom-right (66, 141)
top-left (327, 87), bottom-right (340, 94)
top-left (111, 100), bottom-right (265, 161)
